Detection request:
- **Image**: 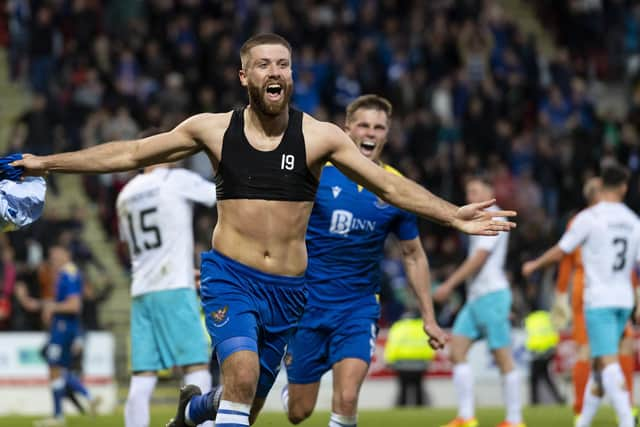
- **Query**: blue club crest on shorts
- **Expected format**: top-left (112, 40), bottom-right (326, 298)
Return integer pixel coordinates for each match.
top-left (211, 305), bottom-right (229, 324)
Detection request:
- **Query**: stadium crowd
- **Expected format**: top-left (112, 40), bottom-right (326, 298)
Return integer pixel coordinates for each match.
top-left (2, 0), bottom-right (640, 332)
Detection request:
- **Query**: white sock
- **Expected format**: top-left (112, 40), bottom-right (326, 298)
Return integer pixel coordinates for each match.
top-left (214, 400), bottom-right (250, 426)
top-left (184, 369), bottom-right (212, 393)
top-left (453, 363), bottom-right (474, 419)
top-left (577, 375), bottom-right (603, 427)
top-left (329, 412), bottom-right (357, 427)
top-left (502, 369), bottom-right (522, 423)
top-left (602, 363), bottom-right (634, 427)
top-left (124, 375), bottom-right (157, 427)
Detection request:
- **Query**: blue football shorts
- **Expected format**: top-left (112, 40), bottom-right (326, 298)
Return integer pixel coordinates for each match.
top-left (200, 250), bottom-right (307, 397)
top-left (46, 319), bottom-right (81, 368)
top-left (286, 302), bottom-right (379, 384)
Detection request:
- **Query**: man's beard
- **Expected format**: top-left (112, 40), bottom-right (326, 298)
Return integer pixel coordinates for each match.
top-left (247, 81), bottom-right (292, 116)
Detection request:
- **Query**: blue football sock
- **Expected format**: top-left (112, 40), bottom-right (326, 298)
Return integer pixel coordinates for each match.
top-left (65, 372), bottom-right (90, 398)
top-left (187, 386), bottom-right (222, 424)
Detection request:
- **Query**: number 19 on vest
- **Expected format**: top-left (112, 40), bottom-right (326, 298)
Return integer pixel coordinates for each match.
top-left (281, 154), bottom-right (295, 170)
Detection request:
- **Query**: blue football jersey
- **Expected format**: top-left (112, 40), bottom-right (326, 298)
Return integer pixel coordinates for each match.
top-left (53, 263), bottom-right (83, 326)
top-left (305, 163), bottom-right (419, 309)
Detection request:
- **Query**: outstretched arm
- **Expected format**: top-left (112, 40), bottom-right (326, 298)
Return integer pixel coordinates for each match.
top-left (399, 237), bottom-right (448, 349)
top-left (522, 245), bottom-right (566, 278)
top-left (11, 113), bottom-right (219, 175)
top-left (524, 210), bottom-right (590, 278)
top-left (323, 122), bottom-right (516, 235)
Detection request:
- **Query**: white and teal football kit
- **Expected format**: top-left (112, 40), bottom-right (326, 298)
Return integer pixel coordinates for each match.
top-left (558, 201), bottom-right (640, 358)
top-left (117, 167), bottom-right (216, 371)
top-left (452, 206), bottom-right (512, 350)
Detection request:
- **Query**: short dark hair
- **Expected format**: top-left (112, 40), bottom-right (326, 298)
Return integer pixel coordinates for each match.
top-left (601, 164), bottom-right (630, 188)
top-left (346, 95), bottom-right (392, 124)
top-left (240, 33), bottom-right (292, 69)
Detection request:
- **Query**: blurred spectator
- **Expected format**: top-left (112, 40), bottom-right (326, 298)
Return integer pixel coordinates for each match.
top-left (533, 133), bottom-right (563, 218)
top-left (12, 272), bottom-right (42, 331)
top-left (570, 77), bottom-right (595, 131)
top-left (7, 0), bottom-right (30, 81)
top-left (15, 94), bottom-right (57, 155)
top-left (525, 310), bottom-right (565, 405)
top-left (293, 70), bottom-right (321, 114)
top-left (458, 20), bottom-right (493, 86)
top-left (157, 72), bottom-right (190, 116)
top-left (37, 252), bottom-right (57, 301)
top-left (539, 85), bottom-right (575, 136)
top-left (28, 5), bottom-right (60, 94)
top-left (380, 240), bottom-right (410, 326)
top-left (334, 63), bottom-right (361, 109)
top-left (384, 309), bottom-right (435, 407)
top-left (81, 280), bottom-right (114, 330)
top-left (514, 169), bottom-right (544, 218)
top-left (73, 68), bottom-right (104, 114)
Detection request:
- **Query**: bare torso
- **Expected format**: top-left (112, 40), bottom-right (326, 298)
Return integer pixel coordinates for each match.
top-left (194, 108), bottom-right (326, 276)
top-left (213, 199), bottom-right (314, 275)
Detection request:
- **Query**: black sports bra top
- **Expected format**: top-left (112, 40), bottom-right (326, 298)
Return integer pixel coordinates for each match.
top-left (214, 107), bottom-right (319, 202)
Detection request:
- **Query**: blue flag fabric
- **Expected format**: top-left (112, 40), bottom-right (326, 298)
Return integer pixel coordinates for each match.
top-left (0, 153), bottom-right (25, 181)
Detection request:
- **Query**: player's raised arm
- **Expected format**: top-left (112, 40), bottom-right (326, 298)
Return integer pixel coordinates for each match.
top-left (522, 210), bottom-right (593, 278)
top-left (522, 245), bottom-right (567, 278)
top-left (322, 121), bottom-right (516, 235)
top-left (11, 113), bottom-right (220, 175)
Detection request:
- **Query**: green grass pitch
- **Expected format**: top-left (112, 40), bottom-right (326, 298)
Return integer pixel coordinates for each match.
top-left (0, 405), bottom-right (618, 426)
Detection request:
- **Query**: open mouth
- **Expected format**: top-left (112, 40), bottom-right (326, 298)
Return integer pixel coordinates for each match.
top-left (265, 83), bottom-right (283, 101)
top-left (359, 140), bottom-right (376, 156)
